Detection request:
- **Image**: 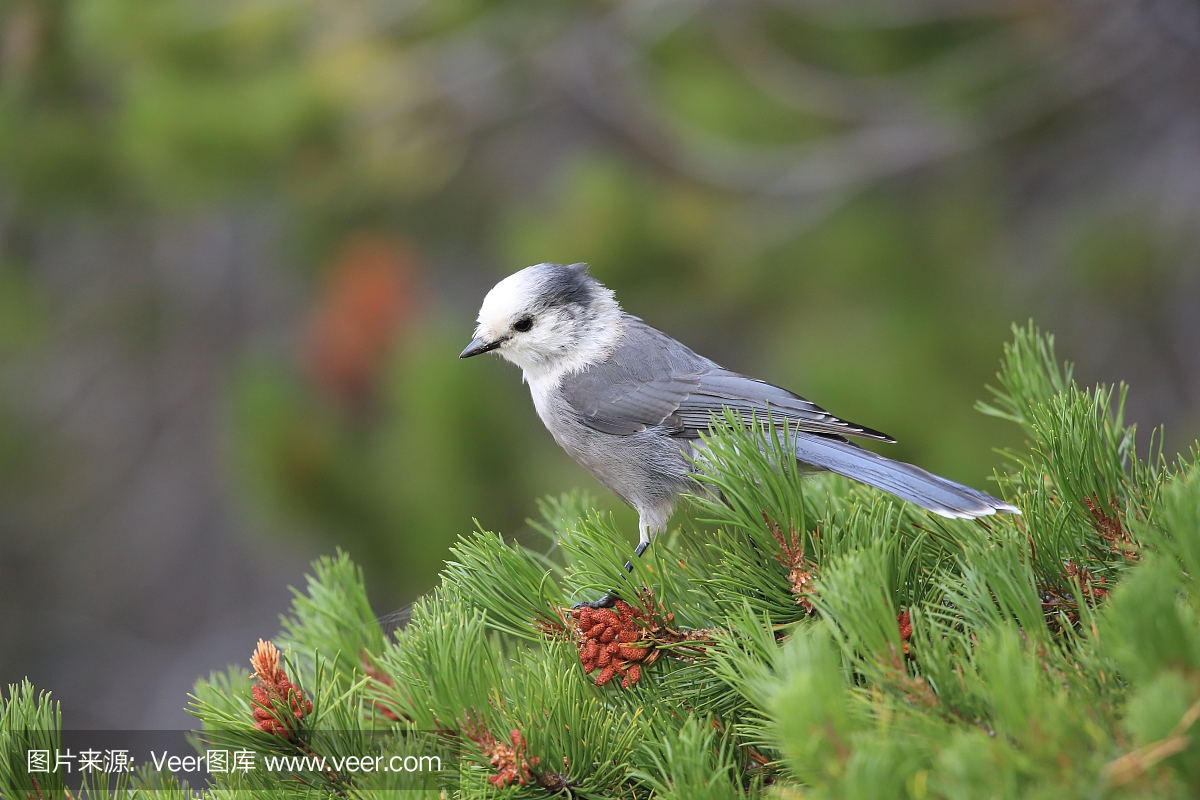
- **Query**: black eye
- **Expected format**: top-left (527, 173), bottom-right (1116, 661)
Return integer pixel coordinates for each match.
top-left (512, 316), bottom-right (534, 332)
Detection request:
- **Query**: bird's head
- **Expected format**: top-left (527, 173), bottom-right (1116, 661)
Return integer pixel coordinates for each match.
top-left (460, 263), bottom-right (624, 378)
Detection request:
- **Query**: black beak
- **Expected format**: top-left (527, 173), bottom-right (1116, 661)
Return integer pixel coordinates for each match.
top-left (459, 336), bottom-right (504, 359)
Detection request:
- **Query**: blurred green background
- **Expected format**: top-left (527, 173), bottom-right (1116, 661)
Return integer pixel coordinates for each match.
top-left (1, 0), bottom-right (1198, 727)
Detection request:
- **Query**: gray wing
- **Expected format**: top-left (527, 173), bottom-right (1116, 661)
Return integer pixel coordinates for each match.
top-left (674, 372), bottom-right (894, 441)
top-left (560, 317), bottom-right (894, 442)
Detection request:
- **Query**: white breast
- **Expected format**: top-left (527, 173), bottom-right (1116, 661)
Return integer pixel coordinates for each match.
top-left (525, 370), bottom-right (563, 428)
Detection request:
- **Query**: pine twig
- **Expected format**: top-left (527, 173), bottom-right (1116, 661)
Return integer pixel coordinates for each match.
top-left (1103, 695), bottom-right (1200, 785)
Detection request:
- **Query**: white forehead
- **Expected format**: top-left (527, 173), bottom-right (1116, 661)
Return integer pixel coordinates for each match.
top-left (476, 266), bottom-right (543, 329)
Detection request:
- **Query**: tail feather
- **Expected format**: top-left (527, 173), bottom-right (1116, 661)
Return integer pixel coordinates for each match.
top-left (793, 433), bottom-right (1020, 519)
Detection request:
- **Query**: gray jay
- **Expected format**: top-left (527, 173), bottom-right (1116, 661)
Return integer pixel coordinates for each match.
top-left (461, 263), bottom-right (1019, 567)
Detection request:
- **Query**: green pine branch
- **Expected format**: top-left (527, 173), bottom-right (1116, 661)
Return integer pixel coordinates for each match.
top-left (6, 323), bottom-right (1200, 798)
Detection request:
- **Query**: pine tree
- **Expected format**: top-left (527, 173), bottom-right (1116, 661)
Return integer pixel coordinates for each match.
top-left (4, 322), bottom-right (1200, 798)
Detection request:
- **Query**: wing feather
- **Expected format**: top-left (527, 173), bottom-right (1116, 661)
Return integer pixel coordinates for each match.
top-left (559, 317), bottom-right (893, 442)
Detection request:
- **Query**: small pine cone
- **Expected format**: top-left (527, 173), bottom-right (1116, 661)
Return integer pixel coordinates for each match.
top-left (617, 645), bottom-right (645, 662)
top-left (897, 610), bottom-right (913, 641)
top-left (613, 600), bottom-right (633, 616)
top-left (617, 629), bottom-right (638, 643)
top-left (595, 665), bottom-right (616, 686)
top-left (582, 640), bottom-right (600, 661)
top-left (622, 664), bottom-right (641, 689)
top-left (252, 699), bottom-right (282, 734)
top-left (599, 626), bottom-right (618, 644)
top-left (586, 611), bottom-right (611, 629)
top-left (597, 647), bottom-right (612, 668)
top-left (290, 687), bottom-right (313, 717)
top-left (575, 607), bottom-right (592, 626)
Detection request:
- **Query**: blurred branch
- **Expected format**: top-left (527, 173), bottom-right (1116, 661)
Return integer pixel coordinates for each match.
top-left (765, 0), bottom-right (1017, 28)
top-left (715, 11), bottom-right (1024, 123)
top-left (537, 19), bottom-right (967, 199)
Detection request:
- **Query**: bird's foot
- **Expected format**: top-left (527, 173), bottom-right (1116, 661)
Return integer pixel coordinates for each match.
top-left (572, 593), bottom-right (619, 610)
top-left (570, 542), bottom-right (648, 609)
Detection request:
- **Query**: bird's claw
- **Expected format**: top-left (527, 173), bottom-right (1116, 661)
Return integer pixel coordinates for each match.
top-left (572, 592), bottom-right (619, 610)
top-left (570, 544), bottom-right (646, 609)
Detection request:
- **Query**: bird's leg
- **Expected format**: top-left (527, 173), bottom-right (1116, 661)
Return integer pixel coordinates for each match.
top-left (571, 522), bottom-right (654, 609)
top-left (622, 540), bottom-right (650, 572)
